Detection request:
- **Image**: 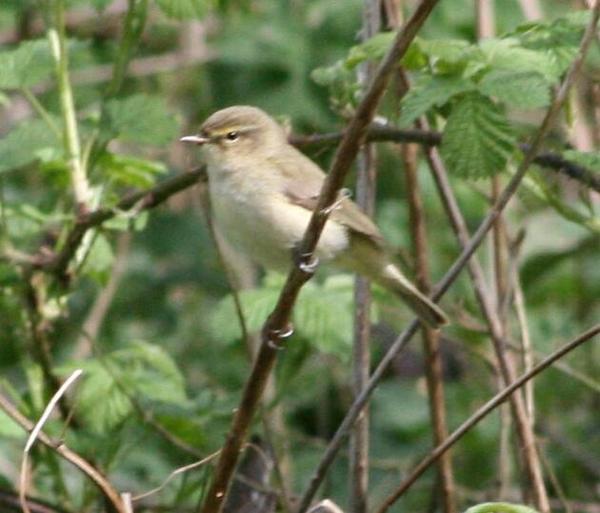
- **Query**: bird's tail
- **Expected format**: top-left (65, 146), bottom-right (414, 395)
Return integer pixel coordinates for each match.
top-left (377, 264), bottom-right (448, 329)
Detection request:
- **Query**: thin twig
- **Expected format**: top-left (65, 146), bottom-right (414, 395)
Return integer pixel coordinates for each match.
top-left (290, 129), bottom-right (600, 194)
top-left (403, 140), bottom-right (456, 513)
top-left (373, 324), bottom-right (600, 513)
top-left (0, 391), bottom-right (126, 513)
top-left (198, 3), bottom-right (442, 513)
top-left (296, 6), bottom-right (600, 507)
top-left (43, 168), bottom-right (206, 281)
top-left (19, 370), bottom-right (82, 513)
top-left (475, 1), bottom-right (516, 501)
top-left (21, 87), bottom-right (61, 138)
top-left (349, 1), bottom-right (380, 511)
top-left (132, 451), bottom-right (221, 501)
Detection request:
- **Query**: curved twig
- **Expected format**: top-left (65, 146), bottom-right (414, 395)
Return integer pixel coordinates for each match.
top-left (0, 391), bottom-right (126, 513)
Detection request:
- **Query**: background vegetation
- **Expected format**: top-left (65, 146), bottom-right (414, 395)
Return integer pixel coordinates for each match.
top-left (0, 1), bottom-right (598, 513)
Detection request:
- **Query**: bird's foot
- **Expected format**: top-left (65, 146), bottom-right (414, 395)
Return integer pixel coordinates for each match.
top-left (294, 250), bottom-right (319, 274)
top-left (266, 323), bottom-right (294, 350)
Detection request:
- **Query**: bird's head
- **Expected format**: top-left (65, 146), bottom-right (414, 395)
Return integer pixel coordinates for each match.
top-left (180, 105), bottom-right (287, 168)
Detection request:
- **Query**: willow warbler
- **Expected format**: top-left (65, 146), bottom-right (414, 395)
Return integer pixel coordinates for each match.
top-left (181, 106), bottom-right (448, 328)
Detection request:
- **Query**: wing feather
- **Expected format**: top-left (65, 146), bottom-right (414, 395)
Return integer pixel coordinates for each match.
top-left (269, 146), bottom-right (385, 248)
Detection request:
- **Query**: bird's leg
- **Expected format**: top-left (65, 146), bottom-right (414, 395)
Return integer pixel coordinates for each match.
top-left (320, 188), bottom-right (351, 216)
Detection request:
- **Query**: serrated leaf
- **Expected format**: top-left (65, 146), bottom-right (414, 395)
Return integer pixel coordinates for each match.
top-left (441, 93), bottom-right (515, 179)
top-left (113, 341), bottom-right (187, 404)
top-left (419, 38), bottom-right (476, 64)
top-left (399, 75), bottom-right (474, 127)
top-left (479, 70), bottom-right (550, 109)
top-left (103, 94), bottom-right (179, 146)
top-left (155, 0), bottom-right (209, 19)
top-left (0, 40), bottom-right (53, 90)
top-left (58, 341), bottom-right (187, 433)
top-left (209, 273), bottom-right (375, 358)
top-left (479, 38), bottom-right (558, 81)
top-left (0, 119), bottom-right (60, 174)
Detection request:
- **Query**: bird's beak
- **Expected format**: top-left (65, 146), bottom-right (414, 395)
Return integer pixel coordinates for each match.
top-left (180, 134), bottom-right (210, 145)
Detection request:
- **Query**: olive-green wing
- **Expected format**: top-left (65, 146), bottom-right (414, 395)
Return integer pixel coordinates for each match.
top-left (270, 146), bottom-right (385, 248)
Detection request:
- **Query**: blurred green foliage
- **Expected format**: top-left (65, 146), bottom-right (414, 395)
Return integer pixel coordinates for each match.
top-left (0, 1), bottom-right (598, 512)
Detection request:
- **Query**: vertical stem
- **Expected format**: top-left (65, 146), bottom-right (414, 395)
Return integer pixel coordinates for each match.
top-left (418, 124), bottom-right (550, 511)
top-left (403, 142), bottom-right (456, 513)
top-left (476, 1), bottom-right (516, 500)
top-left (350, 2), bottom-right (381, 512)
top-left (47, 0), bottom-right (91, 212)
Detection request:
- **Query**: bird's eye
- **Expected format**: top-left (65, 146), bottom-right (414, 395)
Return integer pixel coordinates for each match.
top-left (225, 131), bottom-right (239, 141)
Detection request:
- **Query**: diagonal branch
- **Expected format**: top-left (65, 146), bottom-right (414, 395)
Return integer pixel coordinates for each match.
top-left (0, 391), bottom-right (126, 513)
top-left (295, 4), bottom-right (600, 508)
top-left (197, 2), bottom-right (442, 513)
top-left (38, 168), bottom-right (206, 282)
top-left (374, 324), bottom-right (600, 513)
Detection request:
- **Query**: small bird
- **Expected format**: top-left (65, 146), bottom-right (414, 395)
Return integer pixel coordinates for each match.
top-left (181, 106), bottom-right (448, 328)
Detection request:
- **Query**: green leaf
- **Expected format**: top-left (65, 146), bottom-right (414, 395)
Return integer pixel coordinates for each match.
top-left (209, 273), bottom-right (374, 358)
top-left (464, 502), bottom-right (540, 513)
top-left (0, 40), bottom-right (53, 90)
top-left (441, 93), bottom-right (515, 179)
top-left (345, 32), bottom-right (395, 69)
top-left (81, 233), bottom-right (114, 284)
top-left (399, 75), bottom-right (474, 127)
top-left (113, 341), bottom-right (188, 405)
top-left (479, 38), bottom-right (558, 81)
top-left (99, 152), bottom-right (167, 188)
top-left (103, 94), bottom-right (179, 146)
top-left (479, 70), bottom-right (550, 109)
top-left (0, 409), bottom-right (22, 438)
top-left (58, 341), bottom-right (188, 433)
top-left (0, 119), bottom-right (60, 174)
top-left (154, 0), bottom-right (209, 19)
top-left (419, 38), bottom-right (476, 65)
top-left (563, 150), bottom-right (600, 170)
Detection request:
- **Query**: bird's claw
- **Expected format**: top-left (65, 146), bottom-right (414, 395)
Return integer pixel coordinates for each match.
top-left (266, 324), bottom-right (294, 350)
top-left (298, 253), bottom-right (319, 274)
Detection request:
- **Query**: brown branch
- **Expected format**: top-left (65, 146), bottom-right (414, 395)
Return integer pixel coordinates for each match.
top-left (296, 6), bottom-right (600, 508)
top-left (38, 167), bottom-right (205, 282)
top-left (349, 2), bottom-right (381, 511)
top-left (197, 2), bottom-right (442, 513)
top-left (373, 324), bottom-right (600, 513)
top-left (0, 391), bottom-right (127, 513)
top-left (403, 141), bottom-right (456, 513)
top-left (290, 129), bottom-right (600, 194)
top-left (416, 8), bottom-right (600, 505)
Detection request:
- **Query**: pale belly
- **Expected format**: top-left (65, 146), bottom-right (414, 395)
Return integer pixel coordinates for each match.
top-left (210, 180), bottom-right (349, 272)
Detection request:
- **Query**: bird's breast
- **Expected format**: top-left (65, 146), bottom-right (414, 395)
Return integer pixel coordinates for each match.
top-left (208, 168), bottom-right (349, 271)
